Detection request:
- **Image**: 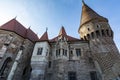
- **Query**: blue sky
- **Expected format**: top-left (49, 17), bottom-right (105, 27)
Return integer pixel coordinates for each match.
top-left (0, 0), bottom-right (120, 51)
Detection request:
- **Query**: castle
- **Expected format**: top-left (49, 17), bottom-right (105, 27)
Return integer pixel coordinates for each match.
top-left (0, 1), bottom-right (120, 80)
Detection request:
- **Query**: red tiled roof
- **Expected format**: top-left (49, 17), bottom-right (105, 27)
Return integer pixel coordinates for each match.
top-left (26, 28), bottom-right (39, 42)
top-left (39, 31), bottom-right (48, 41)
top-left (50, 26), bottom-right (80, 42)
top-left (0, 19), bottom-right (26, 37)
top-left (0, 18), bottom-right (39, 42)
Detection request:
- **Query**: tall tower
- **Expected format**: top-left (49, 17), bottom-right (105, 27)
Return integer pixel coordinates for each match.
top-left (78, 1), bottom-right (120, 80)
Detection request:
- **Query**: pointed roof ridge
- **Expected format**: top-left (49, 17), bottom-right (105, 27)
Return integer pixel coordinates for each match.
top-left (39, 31), bottom-right (49, 41)
top-left (80, 2), bottom-right (108, 28)
top-left (58, 26), bottom-right (67, 36)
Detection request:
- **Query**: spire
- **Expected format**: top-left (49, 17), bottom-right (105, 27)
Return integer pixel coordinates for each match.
top-left (39, 30), bottom-right (48, 41)
top-left (58, 26), bottom-right (67, 36)
top-left (82, 0), bottom-right (85, 5)
top-left (80, 2), bottom-right (108, 28)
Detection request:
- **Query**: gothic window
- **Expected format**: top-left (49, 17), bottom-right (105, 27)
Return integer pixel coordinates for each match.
top-left (68, 71), bottom-right (77, 80)
top-left (0, 57), bottom-right (12, 77)
top-left (37, 48), bottom-right (43, 55)
top-left (48, 61), bottom-right (51, 68)
top-left (90, 71), bottom-right (98, 80)
top-left (76, 49), bottom-right (81, 56)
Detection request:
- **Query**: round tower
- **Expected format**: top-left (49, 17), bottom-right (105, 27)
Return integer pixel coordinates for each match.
top-left (79, 2), bottom-right (113, 41)
top-left (78, 1), bottom-right (120, 80)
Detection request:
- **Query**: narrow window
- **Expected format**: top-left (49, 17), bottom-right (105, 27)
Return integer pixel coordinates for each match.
top-left (101, 30), bottom-right (105, 36)
top-left (37, 48), bottom-right (43, 55)
top-left (76, 49), bottom-right (81, 56)
top-left (106, 29), bottom-right (109, 36)
top-left (63, 49), bottom-right (65, 55)
top-left (0, 57), bottom-right (12, 77)
top-left (58, 49), bottom-right (60, 56)
top-left (68, 72), bottom-right (77, 80)
top-left (91, 32), bottom-right (94, 39)
top-left (88, 28), bottom-right (90, 31)
top-left (65, 50), bottom-right (67, 56)
top-left (56, 50), bottom-right (58, 56)
top-left (87, 34), bottom-right (90, 39)
top-left (90, 71), bottom-right (98, 80)
top-left (48, 61), bottom-right (51, 68)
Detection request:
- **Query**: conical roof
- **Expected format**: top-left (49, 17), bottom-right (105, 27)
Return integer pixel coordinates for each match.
top-left (50, 26), bottom-right (80, 42)
top-left (80, 2), bottom-right (108, 27)
top-left (58, 26), bottom-right (67, 36)
top-left (39, 31), bottom-right (49, 41)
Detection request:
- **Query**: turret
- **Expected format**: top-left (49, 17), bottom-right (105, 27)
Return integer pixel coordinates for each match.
top-left (79, 1), bottom-right (113, 40)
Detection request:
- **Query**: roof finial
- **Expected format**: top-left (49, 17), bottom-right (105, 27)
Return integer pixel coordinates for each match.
top-left (29, 26), bottom-right (31, 29)
top-left (46, 27), bottom-right (48, 32)
top-left (14, 16), bottom-right (17, 19)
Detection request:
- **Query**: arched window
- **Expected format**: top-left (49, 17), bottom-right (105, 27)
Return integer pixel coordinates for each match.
top-left (0, 57), bottom-right (12, 77)
top-left (101, 30), bottom-right (105, 37)
top-left (91, 32), bottom-right (94, 39)
top-left (87, 34), bottom-right (90, 40)
top-left (97, 24), bottom-right (100, 28)
top-left (96, 30), bottom-right (100, 37)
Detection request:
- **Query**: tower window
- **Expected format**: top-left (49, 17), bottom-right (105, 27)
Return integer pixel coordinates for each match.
top-left (101, 30), bottom-right (105, 36)
top-left (90, 71), bottom-right (98, 80)
top-left (91, 32), bottom-right (94, 39)
top-left (106, 29), bottom-right (109, 36)
top-left (87, 34), bottom-right (90, 39)
top-left (76, 49), bottom-right (81, 56)
top-left (96, 30), bottom-right (100, 37)
top-left (88, 28), bottom-right (90, 31)
top-left (37, 48), bottom-right (43, 55)
top-left (97, 24), bottom-right (100, 28)
top-left (68, 71), bottom-right (77, 80)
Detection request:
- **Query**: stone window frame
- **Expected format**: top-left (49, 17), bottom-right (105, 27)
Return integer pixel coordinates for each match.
top-left (76, 48), bottom-right (81, 57)
top-left (37, 47), bottom-right (43, 55)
